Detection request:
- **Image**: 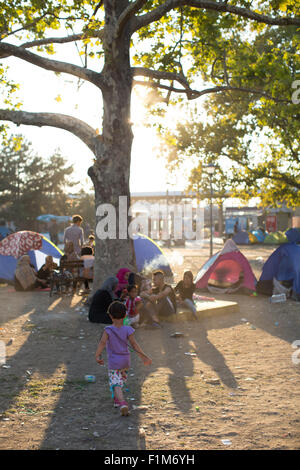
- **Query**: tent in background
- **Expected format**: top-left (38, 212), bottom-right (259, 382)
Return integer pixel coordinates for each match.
top-left (133, 233), bottom-right (172, 277)
top-left (37, 214), bottom-right (71, 223)
top-left (0, 235), bottom-right (63, 283)
top-left (195, 239), bottom-right (256, 294)
top-left (232, 230), bottom-right (250, 245)
top-left (285, 228), bottom-right (300, 244)
top-left (263, 231), bottom-right (288, 244)
top-left (252, 229), bottom-right (265, 243)
top-left (256, 243), bottom-right (300, 300)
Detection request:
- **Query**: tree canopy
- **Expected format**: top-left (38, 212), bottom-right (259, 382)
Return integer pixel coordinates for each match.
top-left (0, 1), bottom-right (299, 280)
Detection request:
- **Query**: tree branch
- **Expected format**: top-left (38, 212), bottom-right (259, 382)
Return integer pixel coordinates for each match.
top-left (133, 78), bottom-right (291, 103)
top-left (131, 0), bottom-right (300, 33)
top-left (19, 31), bottom-right (104, 50)
top-left (117, 0), bottom-right (148, 36)
top-left (0, 42), bottom-right (104, 88)
top-left (132, 66), bottom-right (190, 90)
top-left (0, 109), bottom-right (98, 153)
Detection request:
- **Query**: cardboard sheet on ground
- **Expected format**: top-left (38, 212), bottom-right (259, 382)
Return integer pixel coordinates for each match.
top-left (163, 299), bottom-right (239, 321)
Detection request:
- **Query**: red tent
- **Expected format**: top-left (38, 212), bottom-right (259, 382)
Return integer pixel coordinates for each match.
top-left (195, 240), bottom-right (256, 294)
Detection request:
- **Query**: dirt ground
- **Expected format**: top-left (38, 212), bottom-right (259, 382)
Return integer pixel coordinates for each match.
top-left (0, 243), bottom-right (299, 450)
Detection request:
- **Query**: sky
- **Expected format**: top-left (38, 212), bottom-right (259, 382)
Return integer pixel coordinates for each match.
top-left (3, 49), bottom-right (189, 195)
top-left (1, 24), bottom-right (248, 208)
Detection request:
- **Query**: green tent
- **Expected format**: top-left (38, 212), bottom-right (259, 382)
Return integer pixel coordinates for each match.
top-left (263, 231), bottom-right (288, 245)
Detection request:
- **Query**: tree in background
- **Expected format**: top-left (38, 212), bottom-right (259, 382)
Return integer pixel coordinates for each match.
top-left (0, 1), bottom-right (298, 284)
top-left (159, 23), bottom-right (299, 208)
top-left (0, 134), bottom-right (75, 228)
top-left (68, 189), bottom-right (96, 230)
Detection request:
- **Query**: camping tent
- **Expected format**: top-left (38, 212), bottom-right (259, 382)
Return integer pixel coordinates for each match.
top-left (285, 228), bottom-right (300, 244)
top-left (263, 231), bottom-right (288, 244)
top-left (37, 214), bottom-right (71, 223)
top-left (232, 230), bottom-right (251, 245)
top-left (0, 235), bottom-right (63, 283)
top-left (256, 243), bottom-right (300, 300)
top-left (195, 239), bottom-right (256, 294)
top-left (133, 233), bottom-right (172, 276)
top-left (251, 229), bottom-right (265, 243)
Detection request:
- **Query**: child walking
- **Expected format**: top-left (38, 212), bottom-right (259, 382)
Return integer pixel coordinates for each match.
top-left (95, 301), bottom-right (152, 416)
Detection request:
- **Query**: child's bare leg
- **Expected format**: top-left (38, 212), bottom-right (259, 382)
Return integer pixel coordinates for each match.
top-left (113, 386), bottom-right (124, 402)
top-left (114, 386), bottom-right (129, 416)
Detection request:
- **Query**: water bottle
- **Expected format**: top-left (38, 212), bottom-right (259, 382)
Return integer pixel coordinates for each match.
top-left (270, 293), bottom-right (286, 303)
top-left (84, 375), bottom-right (96, 383)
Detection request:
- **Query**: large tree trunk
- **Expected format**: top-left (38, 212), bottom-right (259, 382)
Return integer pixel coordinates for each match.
top-left (88, 0), bottom-right (136, 288)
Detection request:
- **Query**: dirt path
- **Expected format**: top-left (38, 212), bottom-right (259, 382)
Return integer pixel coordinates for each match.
top-left (0, 244), bottom-right (299, 450)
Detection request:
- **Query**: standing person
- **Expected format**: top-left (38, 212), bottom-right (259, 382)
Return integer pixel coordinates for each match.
top-left (49, 219), bottom-right (59, 246)
top-left (95, 301), bottom-right (152, 416)
top-left (80, 246), bottom-right (94, 292)
top-left (175, 271), bottom-right (197, 318)
top-left (233, 220), bottom-right (239, 234)
top-left (63, 215), bottom-right (84, 257)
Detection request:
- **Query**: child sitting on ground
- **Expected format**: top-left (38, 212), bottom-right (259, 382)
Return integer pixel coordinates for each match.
top-left (124, 284), bottom-right (143, 327)
top-left (95, 301), bottom-right (152, 416)
top-left (175, 270), bottom-right (197, 319)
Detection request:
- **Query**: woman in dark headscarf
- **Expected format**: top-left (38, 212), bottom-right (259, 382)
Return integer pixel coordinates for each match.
top-left (88, 276), bottom-right (119, 324)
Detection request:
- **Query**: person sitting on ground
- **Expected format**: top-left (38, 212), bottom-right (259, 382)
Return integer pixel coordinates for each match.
top-left (138, 278), bottom-right (158, 326)
top-left (37, 256), bottom-right (58, 287)
top-left (124, 285), bottom-right (143, 327)
top-left (14, 255), bottom-right (48, 291)
top-left (115, 268), bottom-right (131, 298)
top-left (88, 276), bottom-right (119, 324)
top-left (175, 270), bottom-right (197, 319)
top-left (140, 270), bottom-right (177, 326)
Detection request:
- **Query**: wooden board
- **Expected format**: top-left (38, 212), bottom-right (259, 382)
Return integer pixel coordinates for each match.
top-left (159, 299), bottom-right (239, 322)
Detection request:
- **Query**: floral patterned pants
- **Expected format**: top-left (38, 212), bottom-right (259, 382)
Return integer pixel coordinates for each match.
top-left (108, 369), bottom-right (129, 396)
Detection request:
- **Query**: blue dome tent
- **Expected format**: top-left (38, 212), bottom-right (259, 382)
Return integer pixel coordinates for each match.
top-left (0, 235), bottom-right (63, 283)
top-left (285, 228), bottom-right (300, 244)
top-left (232, 230), bottom-right (250, 245)
top-left (252, 229), bottom-right (265, 243)
top-left (256, 243), bottom-right (300, 300)
top-left (133, 234), bottom-right (172, 276)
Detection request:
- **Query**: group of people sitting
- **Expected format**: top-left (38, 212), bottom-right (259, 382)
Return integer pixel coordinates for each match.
top-left (88, 268), bottom-right (198, 327)
top-left (13, 238), bottom-right (95, 293)
top-left (13, 239), bottom-right (199, 325)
